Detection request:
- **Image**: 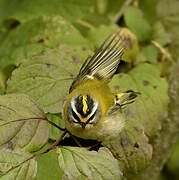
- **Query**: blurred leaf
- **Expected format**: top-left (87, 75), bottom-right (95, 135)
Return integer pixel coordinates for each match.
top-left (83, 13), bottom-right (110, 27)
top-left (95, 0), bottom-right (108, 15)
top-left (36, 146), bottom-right (63, 180)
top-left (0, 29), bottom-right (7, 43)
top-left (141, 45), bottom-right (158, 63)
top-left (152, 21), bottom-right (168, 46)
top-left (107, 63), bottom-right (169, 173)
top-left (110, 63), bottom-right (168, 135)
top-left (57, 146), bottom-right (122, 180)
top-left (0, 88), bottom-right (4, 95)
top-left (0, 15), bottom-right (90, 71)
top-left (0, 93), bottom-right (49, 152)
top-left (1, 64), bottom-right (16, 87)
top-left (0, 148), bottom-right (37, 180)
top-left (0, 0), bottom-right (92, 22)
top-left (166, 139), bottom-right (179, 175)
top-left (7, 46), bottom-right (92, 113)
top-left (119, 28), bottom-right (139, 63)
top-left (73, 11), bottom-right (111, 38)
top-left (87, 24), bottom-right (119, 47)
top-left (0, 71), bottom-right (5, 90)
top-left (157, 0), bottom-right (179, 19)
top-left (139, 0), bottom-right (157, 24)
top-left (106, 0), bottom-right (124, 16)
top-left (157, 0), bottom-right (179, 59)
top-left (124, 6), bottom-right (152, 42)
top-left (46, 113), bottom-right (65, 140)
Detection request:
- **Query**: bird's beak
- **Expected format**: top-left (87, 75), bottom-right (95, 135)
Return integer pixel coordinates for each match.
top-left (80, 122), bottom-right (86, 129)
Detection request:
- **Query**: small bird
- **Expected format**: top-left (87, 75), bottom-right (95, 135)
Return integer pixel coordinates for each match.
top-left (63, 32), bottom-right (139, 141)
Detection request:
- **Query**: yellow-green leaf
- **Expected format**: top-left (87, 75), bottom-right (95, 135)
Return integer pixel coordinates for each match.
top-left (57, 147), bottom-right (122, 180)
top-left (106, 63), bottom-right (169, 173)
top-left (7, 46), bottom-right (92, 113)
top-left (124, 6), bottom-right (152, 42)
top-left (0, 16), bottom-right (90, 71)
top-left (0, 148), bottom-right (37, 180)
top-left (0, 93), bottom-right (49, 152)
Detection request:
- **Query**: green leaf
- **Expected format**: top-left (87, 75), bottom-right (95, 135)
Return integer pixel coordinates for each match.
top-left (0, 0), bottom-right (92, 22)
top-left (124, 6), bottom-right (152, 42)
top-left (36, 147), bottom-right (63, 180)
top-left (166, 139), bottom-right (179, 176)
top-left (95, 0), bottom-right (108, 15)
top-left (157, 0), bottom-right (179, 19)
top-left (110, 63), bottom-right (168, 135)
top-left (157, 0), bottom-right (179, 59)
top-left (0, 29), bottom-right (7, 43)
top-left (139, 0), bottom-right (157, 24)
top-left (0, 148), bottom-right (37, 180)
top-left (0, 93), bottom-right (49, 152)
top-left (87, 24), bottom-right (119, 47)
top-left (0, 15), bottom-right (90, 71)
top-left (103, 119), bottom-right (152, 174)
top-left (152, 21), bottom-right (168, 46)
top-left (73, 12), bottom-right (111, 36)
top-left (141, 45), bottom-right (158, 63)
top-left (107, 63), bottom-right (169, 173)
top-left (7, 46), bottom-right (92, 113)
top-left (57, 146), bottom-right (122, 180)
top-left (83, 13), bottom-right (110, 27)
top-left (106, 0), bottom-right (124, 16)
top-left (46, 113), bottom-right (66, 140)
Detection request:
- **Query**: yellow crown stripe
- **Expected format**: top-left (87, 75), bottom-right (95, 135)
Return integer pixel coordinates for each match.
top-left (82, 95), bottom-right (88, 114)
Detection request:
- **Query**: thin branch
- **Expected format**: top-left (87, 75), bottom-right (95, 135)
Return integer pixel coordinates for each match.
top-left (152, 40), bottom-right (175, 64)
top-left (112, 0), bottom-right (133, 24)
top-left (76, 19), bottom-right (95, 30)
top-left (2, 130), bottom-right (67, 175)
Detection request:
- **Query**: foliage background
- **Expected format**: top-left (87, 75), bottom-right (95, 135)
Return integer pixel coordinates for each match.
top-left (0, 0), bottom-right (179, 179)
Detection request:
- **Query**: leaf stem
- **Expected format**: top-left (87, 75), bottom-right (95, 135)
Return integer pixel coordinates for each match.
top-left (0, 117), bottom-right (65, 131)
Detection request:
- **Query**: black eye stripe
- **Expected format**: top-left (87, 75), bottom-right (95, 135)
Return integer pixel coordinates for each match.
top-left (71, 107), bottom-right (96, 125)
top-left (71, 109), bottom-right (80, 122)
top-left (86, 111), bottom-right (96, 124)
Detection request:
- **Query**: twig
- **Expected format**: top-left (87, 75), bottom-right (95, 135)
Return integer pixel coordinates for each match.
top-left (76, 19), bottom-right (95, 30)
top-left (3, 130), bottom-right (67, 175)
top-left (112, 0), bottom-right (133, 24)
top-left (151, 40), bottom-right (175, 64)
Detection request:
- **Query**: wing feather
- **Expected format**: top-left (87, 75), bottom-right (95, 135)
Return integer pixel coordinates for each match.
top-left (69, 32), bottom-right (126, 92)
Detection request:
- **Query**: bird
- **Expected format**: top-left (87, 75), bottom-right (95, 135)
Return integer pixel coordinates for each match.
top-left (63, 32), bottom-right (139, 141)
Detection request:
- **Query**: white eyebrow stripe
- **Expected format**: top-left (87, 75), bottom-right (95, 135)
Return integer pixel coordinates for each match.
top-left (71, 99), bottom-right (81, 117)
top-left (71, 97), bottom-right (98, 123)
top-left (88, 101), bottom-right (98, 120)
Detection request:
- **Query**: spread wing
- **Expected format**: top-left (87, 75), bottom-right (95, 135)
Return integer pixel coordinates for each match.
top-left (69, 32), bottom-right (126, 93)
